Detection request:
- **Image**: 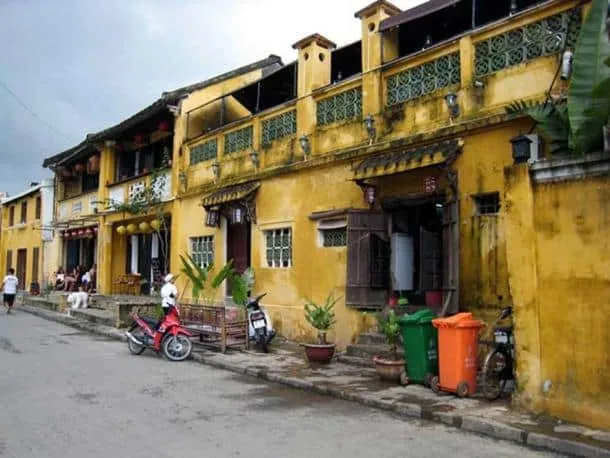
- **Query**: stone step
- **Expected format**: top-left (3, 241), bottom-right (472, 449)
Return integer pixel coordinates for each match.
top-left (70, 309), bottom-right (116, 328)
top-left (356, 332), bottom-right (387, 345)
top-left (345, 343), bottom-right (404, 360)
top-left (22, 296), bottom-right (64, 312)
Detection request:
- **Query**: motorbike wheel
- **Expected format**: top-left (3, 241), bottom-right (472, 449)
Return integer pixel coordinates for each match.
top-left (127, 326), bottom-right (146, 355)
top-left (161, 334), bottom-right (193, 362)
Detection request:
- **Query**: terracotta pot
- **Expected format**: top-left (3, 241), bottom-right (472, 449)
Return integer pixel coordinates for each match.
top-left (303, 343), bottom-right (336, 364)
top-left (373, 356), bottom-right (405, 382)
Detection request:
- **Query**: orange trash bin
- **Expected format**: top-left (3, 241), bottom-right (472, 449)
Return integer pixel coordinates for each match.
top-left (430, 313), bottom-right (484, 397)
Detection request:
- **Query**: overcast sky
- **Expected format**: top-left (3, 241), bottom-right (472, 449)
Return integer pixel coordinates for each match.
top-left (0, 0), bottom-right (424, 196)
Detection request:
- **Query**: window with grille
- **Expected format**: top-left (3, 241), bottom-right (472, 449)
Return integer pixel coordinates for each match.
top-left (474, 193), bottom-right (501, 215)
top-left (265, 228), bottom-right (292, 268)
top-left (190, 236), bottom-right (214, 268)
top-left (317, 218), bottom-right (347, 247)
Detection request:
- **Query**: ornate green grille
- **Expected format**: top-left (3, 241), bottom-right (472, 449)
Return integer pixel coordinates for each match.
top-left (322, 228), bottom-right (347, 247)
top-left (316, 87), bottom-right (362, 126)
top-left (262, 110), bottom-right (296, 145)
top-left (475, 7), bottom-right (581, 77)
top-left (190, 139), bottom-right (217, 165)
top-left (224, 125), bottom-right (253, 154)
top-left (386, 52), bottom-right (461, 106)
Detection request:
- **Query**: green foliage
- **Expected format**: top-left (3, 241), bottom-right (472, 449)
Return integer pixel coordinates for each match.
top-left (377, 308), bottom-right (401, 361)
top-left (178, 254), bottom-right (248, 307)
top-left (506, 0), bottom-right (610, 155)
top-left (154, 303), bottom-right (164, 320)
top-left (304, 293), bottom-right (339, 343)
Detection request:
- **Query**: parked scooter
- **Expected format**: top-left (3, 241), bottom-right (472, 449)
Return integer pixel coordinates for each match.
top-left (125, 305), bottom-right (193, 361)
top-left (246, 293), bottom-right (275, 353)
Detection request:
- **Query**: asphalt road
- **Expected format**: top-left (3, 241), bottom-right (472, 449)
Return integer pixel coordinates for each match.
top-left (0, 310), bottom-right (561, 458)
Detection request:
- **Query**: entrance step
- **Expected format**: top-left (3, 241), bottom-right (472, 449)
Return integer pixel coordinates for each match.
top-left (345, 343), bottom-right (404, 360)
top-left (356, 332), bottom-right (387, 345)
top-left (70, 308), bottom-right (116, 328)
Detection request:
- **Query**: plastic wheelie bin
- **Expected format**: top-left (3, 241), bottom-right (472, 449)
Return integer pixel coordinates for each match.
top-left (430, 312), bottom-right (484, 397)
top-left (398, 309), bottom-right (438, 386)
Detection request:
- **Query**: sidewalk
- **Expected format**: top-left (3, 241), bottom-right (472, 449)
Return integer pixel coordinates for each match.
top-left (19, 304), bottom-right (610, 458)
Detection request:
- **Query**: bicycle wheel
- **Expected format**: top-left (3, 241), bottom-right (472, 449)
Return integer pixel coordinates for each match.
top-left (481, 348), bottom-right (508, 401)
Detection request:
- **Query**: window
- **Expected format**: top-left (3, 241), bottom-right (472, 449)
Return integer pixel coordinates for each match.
top-left (265, 228), bottom-right (292, 268)
top-left (317, 218), bottom-right (347, 247)
top-left (20, 201), bottom-right (27, 224)
top-left (35, 196), bottom-right (41, 220)
top-left (190, 236), bottom-right (214, 268)
top-left (474, 193), bottom-right (501, 215)
top-left (82, 173), bottom-right (100, 193)
top-left (32, 247), bottom-right (40, 283)
top-left (9, 206), bottom-right (14, 226)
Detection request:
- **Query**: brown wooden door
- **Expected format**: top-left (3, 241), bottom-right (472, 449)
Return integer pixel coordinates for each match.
top-left (16, 249), bottom-right (27, 289)
top-left (441, 199), bottom-right (459, 315)
top-left (226, 223), bottom-right (251, 294)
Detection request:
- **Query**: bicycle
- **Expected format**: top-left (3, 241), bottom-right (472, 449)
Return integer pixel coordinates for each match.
top-left (480, 306), bottom-right (514, 401)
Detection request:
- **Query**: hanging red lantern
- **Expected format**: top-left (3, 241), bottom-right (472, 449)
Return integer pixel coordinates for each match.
top-left (158, 120), bottom-right (170, 131)
top-left (93, 226), bottom-right (98, 234)
top-left (85, 228), bottom-right (94, 238)
top-left (134, 134), bottom-right (144, 144)
top-left (87, 154), bottom-right (100, 174)
top-left (78, 229), bottom-right (85, 237)
top-left (73, 163), bottom-right (85, 173)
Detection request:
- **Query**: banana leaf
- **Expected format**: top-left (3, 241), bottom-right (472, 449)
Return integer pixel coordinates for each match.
top-left (568, 0), bottom-right (610, 153)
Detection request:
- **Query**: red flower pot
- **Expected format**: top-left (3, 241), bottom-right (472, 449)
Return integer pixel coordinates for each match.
top-left (303, 343), bottom-right (336, 364)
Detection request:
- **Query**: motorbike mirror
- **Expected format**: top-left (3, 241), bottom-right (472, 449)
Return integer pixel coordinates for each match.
top-left (500, 307), bottom-right (513, 319)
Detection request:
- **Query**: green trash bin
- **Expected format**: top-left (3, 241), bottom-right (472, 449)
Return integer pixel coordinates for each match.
top-left (398, 309), bottom-right (439, 386)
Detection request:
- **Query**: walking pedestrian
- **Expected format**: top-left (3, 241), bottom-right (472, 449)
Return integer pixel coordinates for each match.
top-left (2, 268), bottom-right (19, 314)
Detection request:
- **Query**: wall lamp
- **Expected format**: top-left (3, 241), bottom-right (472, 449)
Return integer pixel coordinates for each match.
top-left (510, 0), bottom-right (518, 15)
top-left (250, 150), bottom-right (260, 169)
top-left (560, 49), bottom-right (573, 80)
top-left (364, 114), bottom-right (377, 145)
top-left (211, 160), bottom-right (220, 179)
top-left (299, 135), bottom-right (311, 159)
top-left (444, 92), bottom-right (460, 118)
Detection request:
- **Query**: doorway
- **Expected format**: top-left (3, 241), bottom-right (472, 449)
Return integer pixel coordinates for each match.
top-left (226, 222), bottom-right (251, 295)
top-left (16, 249), bottom-right (27, 289)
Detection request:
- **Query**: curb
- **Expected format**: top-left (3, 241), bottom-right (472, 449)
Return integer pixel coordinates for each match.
top-left (20, 306), bottom-right (610, 458)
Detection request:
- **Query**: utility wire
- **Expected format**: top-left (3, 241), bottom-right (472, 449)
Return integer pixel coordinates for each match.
top-left (0, 79), bottom-right (70, 139)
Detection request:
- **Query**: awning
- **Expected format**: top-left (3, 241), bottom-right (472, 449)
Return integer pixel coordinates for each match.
top-left (352, 139), bottom-right (462, 180)
top-left (379, 0), bottom-right (462, 32)
top-left (202, 182), bottom-right (260, 207)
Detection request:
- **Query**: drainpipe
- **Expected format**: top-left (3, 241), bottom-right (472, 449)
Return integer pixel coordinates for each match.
top-left (40, 177), bottom-right (55, 288)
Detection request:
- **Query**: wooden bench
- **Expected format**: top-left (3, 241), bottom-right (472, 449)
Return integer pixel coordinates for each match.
top-left (181, 304), bottom-right (249, 353)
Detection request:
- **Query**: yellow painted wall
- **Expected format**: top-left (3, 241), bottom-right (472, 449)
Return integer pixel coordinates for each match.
top-left (505, 163), bottom-right (610, 431)
top-left (0, 191), bottom-right (43, 289)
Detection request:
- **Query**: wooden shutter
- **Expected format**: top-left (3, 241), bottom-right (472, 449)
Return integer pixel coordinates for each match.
top-left (6, 250), bottom-right (12, 273)
top-left (441, 198), bottom-right (459, 315)
top-left (35, 197), bottom-right (41, 219)
top-left (370, 234), bottom-right (390, 289)
top-left (346, 210), bottom-right (388, 308)
top-left (32, 247), bottom-right (40, 284)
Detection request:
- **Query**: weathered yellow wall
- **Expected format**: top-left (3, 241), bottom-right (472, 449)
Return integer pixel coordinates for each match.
top-left (505, 164), bottom-right (610, 430)
top-left (0, 191), bottom-right (43, 288)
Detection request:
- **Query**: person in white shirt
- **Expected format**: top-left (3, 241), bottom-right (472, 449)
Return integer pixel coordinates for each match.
top-left (2, 268), bottom-right (19, 314)
top-left (160, 273), bottom-right (178, 316)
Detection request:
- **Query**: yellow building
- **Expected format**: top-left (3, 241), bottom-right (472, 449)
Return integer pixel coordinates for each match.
top-left (42, 55), bottom-right (283, 295)
top-left (0, 179), bottom-right (55, 292)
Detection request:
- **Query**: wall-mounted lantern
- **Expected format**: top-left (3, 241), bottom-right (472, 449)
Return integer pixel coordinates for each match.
top-left (364, 185), bottom-right (377, 208)
top-left (560, 49), bottom-right (573, 80)
top-left (444, 92), bottom-right (460, 118)
top-left (364, 114), bottom-right (376, 145)
top-left (299, 135), bottom-right (311, 159)
top-left (205, 207), bottom-right (220, 227)
top-left (250, 150), bottom-right (260, 169)
top-left (231, 206), bottom-right (244, 225)
top-left (509, 0), bottom-right (518, 15)
top-left (423, 34), bottom-right (432, 49)
top-left (510, 134), bottom-right (533, 164)
top-left (211, 160), bottom-right (220, 179)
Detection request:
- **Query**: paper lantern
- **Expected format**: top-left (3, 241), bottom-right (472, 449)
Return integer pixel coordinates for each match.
top-left (77, 229), bottom-right (85, 237)
top-left (85, 228), bottom-right (94, 238)
top-left (158, 120), bottom-right (170, 131)
top-left (139, 221), bottom-right (150, 233)
top-left (126, 223), bottom-right (137, 234)
top-left (116, 225), bottom-right (126, 235)
top-left (74, 163), bottom-right (85, 173)
top-left (134, 134), bottom-right (144, 144)
top-left (150, 219), bottom-right (161, 231)
top-left (87, 154), bottom-right (100, 174)
top-left (93, 226), bottom-right (98, 234)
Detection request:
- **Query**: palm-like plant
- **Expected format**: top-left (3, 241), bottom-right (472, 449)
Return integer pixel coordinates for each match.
top-left (304, 293), bottom-right (339, 344)
top-left (377, 309), bottom-right (401, 361)
top-left (507, 0), bottom-right (610, 155)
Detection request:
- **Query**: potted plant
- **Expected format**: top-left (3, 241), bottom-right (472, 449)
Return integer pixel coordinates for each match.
top-left (302, 293), bottom-right (339, 364)
top-left (373, 308), bottom-right (405, 383)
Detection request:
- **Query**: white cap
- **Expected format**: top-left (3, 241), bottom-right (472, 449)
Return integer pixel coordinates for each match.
top-left (164, 273), bottom-right (175, 283)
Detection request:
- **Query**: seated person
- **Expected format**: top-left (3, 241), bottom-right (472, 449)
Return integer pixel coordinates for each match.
top-left (63, 266), bottom-right (81, 291)
top-left (81, 265), bottom-right (97, 293)
top-left (55, 267), bottom-right (66, 290)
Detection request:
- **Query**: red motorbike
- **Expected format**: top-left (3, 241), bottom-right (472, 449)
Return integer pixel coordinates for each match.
top-left (125, 305), bottom-right (193, 361)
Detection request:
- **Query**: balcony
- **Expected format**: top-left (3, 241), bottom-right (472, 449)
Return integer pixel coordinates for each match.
top-left (105, 169), bottom-right (172, 211)
top-left (57, 191), bottom-right (99, 222)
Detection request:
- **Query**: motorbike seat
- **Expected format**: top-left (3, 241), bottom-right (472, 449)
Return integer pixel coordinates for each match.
top-left (140, 316), bottom-right (159, 328)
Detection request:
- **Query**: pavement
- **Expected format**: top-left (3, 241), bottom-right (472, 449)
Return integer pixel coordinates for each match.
top-left (14, 303), bottom-right (610, 458)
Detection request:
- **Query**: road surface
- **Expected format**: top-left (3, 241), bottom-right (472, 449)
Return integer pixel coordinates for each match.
top-left (0, 310), bottom-right (561, 458)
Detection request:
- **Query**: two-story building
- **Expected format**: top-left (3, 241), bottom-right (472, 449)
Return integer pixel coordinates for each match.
top-left (0, 179), bottom-right (55, 292)
top-left (174, 0), bottom-right (584, 347)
